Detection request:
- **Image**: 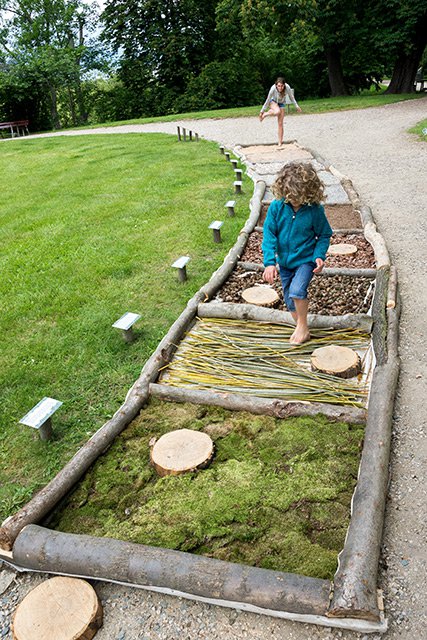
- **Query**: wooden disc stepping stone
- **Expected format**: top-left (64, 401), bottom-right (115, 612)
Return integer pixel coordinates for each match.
top-left (327, 243), bottom-right (358, 256)
top-left (151, 429), bottom-right (214, 477)
top-left (12, 576), bottom-right (102, 640)
top-left (311, 345), bottom-right (361, 379)
top-left (241, 286), bottom-right (279, 307)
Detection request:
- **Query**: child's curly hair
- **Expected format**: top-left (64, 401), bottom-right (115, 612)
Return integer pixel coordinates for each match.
top-left (272, 162), bottom-right (324, 205)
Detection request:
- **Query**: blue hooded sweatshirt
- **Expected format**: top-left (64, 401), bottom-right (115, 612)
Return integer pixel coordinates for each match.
top-left (262, 199), bottom-right (332, 270)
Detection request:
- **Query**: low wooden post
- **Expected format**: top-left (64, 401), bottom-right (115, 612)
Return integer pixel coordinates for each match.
top-left (209, 220), bottom-right (224, 243)
top-left (224, 152), bottom-right (231, 161)
top-left (195, 133), bottom-right (199, 142)
top-left (234, 168), bottom-right (243, 181)
top-left (225, 200), bottom-right (236, 217)
top-left (234, 180), bottom-right (242, 194)
top-left (19, 397), bottom-right (63, 442)
top-left (177, 126), bottom-right (181, 141)
top-left (172, 256), bottom-right (190, 282)
top-left (189, 130), bottom-right (193, 141)
top-left (183, 128), bottom-right (187, 141)
top-left (112, 312), bottom-right (141, 343)
top-left (231, 159), bottom-right (238, 169)
top-left (219, 145), bottom-right (225, 154)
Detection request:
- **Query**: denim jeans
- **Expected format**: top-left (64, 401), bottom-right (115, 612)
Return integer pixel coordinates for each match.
top-left (279, 262), bottom-right (315, 312)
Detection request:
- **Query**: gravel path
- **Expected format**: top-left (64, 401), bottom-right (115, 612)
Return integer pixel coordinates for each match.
top-left (2, 98), bottom-right (427, 639)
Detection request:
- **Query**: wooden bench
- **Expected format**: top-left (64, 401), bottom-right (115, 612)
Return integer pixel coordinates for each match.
top-left (0, 120), bottom-right (30, 137)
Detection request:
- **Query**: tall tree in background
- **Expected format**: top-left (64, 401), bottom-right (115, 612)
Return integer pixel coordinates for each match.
top-left (0, 0), bottom-right (102, 128)
top-left (101, 0), bottom-right (218, 114)
top-left (384, 1), bottom-right (427, 93)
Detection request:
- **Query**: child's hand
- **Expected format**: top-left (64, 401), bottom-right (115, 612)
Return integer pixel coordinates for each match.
top-left (313, 258), bottom-right (324, 274)
top-left (263, 266), bottom-right (278, 283)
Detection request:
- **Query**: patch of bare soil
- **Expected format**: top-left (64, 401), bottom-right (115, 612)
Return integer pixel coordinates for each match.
top-left (325, 204), bottom-right (362, 229)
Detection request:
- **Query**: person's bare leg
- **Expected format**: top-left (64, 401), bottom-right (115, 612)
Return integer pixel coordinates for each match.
top-left (278, 109), bottom-right (285, 145)
top-left (290, 298), bottom-right (310, 344)
top-left (261, 103), bottom-right (280, 121)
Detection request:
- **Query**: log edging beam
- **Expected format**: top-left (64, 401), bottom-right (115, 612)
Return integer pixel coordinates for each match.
top-left (197, 302), bottom-right (373, 332)
top-left (237, 261), bottom-right (377, 279)
top-left (150, 383), bottom-right (367, 423)
top-left (11, 525), bottom-right (332, 618)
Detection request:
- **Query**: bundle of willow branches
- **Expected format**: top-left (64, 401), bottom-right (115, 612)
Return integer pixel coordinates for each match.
top-left (163, 318), bottom-right (371, 407)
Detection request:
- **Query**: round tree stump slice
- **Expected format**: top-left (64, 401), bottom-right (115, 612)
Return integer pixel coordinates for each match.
top-left (12, 576), bottom-right (102, 640)
top-left (241, 286), bottom-right (279, 307)
top-left (150, 429), bottom-right (214, 476)
top-left (311, 345), bottom-right (361, 379)
top-left (327, 243), bottom-right (358, 256)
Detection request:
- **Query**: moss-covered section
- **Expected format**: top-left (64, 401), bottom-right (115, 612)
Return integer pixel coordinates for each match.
top-left (51, 399), bottom-right (364, 580)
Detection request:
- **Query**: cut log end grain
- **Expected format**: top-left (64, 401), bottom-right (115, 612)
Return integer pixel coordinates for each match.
top-left (241, 286), bottom-right (279, 307)
top-left (327, 243), bottom-right (358, 256)
top-left (150, 428), bottom-right (214, 476)
top-left (310, 345), bottom-right (362, 379)
top-left (12, 576), bottom-right (103, 640)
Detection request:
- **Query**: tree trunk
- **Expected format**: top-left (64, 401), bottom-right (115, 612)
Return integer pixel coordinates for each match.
top-left (326, 47), bottom-right (349, 96)
top-left (48, 84), bottom-right (61, 129)
top-left (67, 87), bottom-right (78, 126)
top-left (385, 10), bottom-right (427, 94)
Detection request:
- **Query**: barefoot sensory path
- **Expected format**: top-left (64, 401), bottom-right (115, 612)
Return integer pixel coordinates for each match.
top-left (0, 138), bottom-right (398, 635)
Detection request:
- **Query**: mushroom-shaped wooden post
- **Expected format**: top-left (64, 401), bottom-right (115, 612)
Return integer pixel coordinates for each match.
top-left (327, 243), bottom-right (358, 257)
top-left (209, 220), bottom-right (224, 243)
top-left (234, 168), bottom-right (243, 181)
top-left (230, 159), bottom-right (238, 170)
top-left (225, 200), bottom-right (236, 217)
top-left (241, 286), bottom-right (279, 307)
top-left (311, 345), bottom-right (362, 379)
top-left (219, 145), bottom-right (225, 154)
top-left (234, 180), bottom-right (243, 194)
top-left (172, 256), bottom-right (190, 283)
top-left (150, 429), bottom-right (214, 477)
top-left (224, 151), bottom-right (231, 162)
top-left (12, 576), bottom-right (103, 640)
top-left (112, 312), bottom-right (141, 343)
top-left (177, 126), bottom-right (181, 141)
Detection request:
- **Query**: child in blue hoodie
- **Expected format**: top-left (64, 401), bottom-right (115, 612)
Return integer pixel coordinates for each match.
top-left (262, 162), bottom-right (332, 345)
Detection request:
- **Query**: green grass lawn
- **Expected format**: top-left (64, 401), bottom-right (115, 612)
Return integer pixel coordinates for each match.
top-left (0, 133), bottom-right (251, 520)
top-left (83, 89), bottom-right (425, 129)
top-left (409, 117), bottom-right (427, 140)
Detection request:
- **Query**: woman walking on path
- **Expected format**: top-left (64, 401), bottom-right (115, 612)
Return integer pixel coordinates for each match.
top-left (259, 77), bottom-right (302, 146)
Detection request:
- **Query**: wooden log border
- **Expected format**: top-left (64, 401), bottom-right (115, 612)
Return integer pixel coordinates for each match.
top-left (0, 141), bottom-right (398, 632)
top-left (237, 261), bottom-right (377, 279)
top-left (197, 301), bottom-right (374, 332)
top-left (150, 383), bottom-right (367, 423)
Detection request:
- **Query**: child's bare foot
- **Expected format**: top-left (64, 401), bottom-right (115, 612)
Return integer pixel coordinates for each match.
top-left (259, 113), bottom-right (265, 122)
top-left (289, 328), bottom-right (311, 345)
